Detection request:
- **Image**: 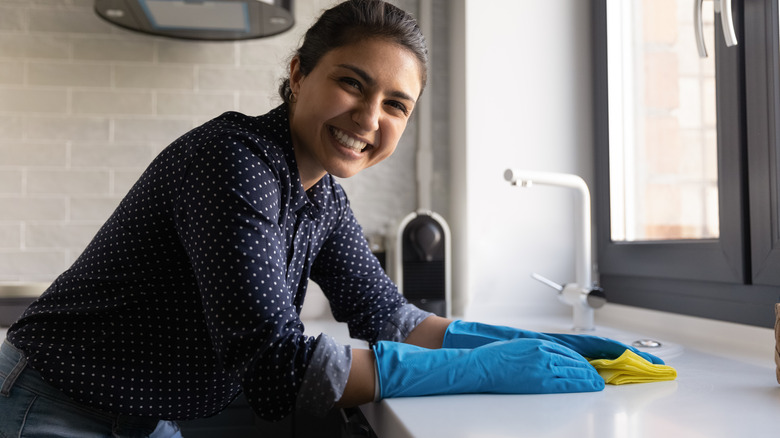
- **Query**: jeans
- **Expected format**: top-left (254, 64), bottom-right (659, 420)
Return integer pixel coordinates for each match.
top-left (0, 340), bottom-right (183, 438)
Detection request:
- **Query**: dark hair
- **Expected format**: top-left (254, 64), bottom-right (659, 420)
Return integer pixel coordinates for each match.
top-left (279, 0), bottom-right (428, 103)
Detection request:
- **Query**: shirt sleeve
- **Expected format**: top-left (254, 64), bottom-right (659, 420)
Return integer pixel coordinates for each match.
top-left (376, 303), bottom-right (434, 342)
top-left (295, 333), bottom-right (352, 416)
top-left (294, 302), bottom-right (432, 416)
top-left (172, 137), bottom-right (319, 421)
top-left (309, 197), bottom-right (432, 345)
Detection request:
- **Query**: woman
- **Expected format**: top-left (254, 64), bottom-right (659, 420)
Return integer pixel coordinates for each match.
top-left (0, 1), bottom-right (659, 436)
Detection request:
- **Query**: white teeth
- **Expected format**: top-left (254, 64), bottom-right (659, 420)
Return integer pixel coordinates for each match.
top-left (331, 127), bottom-right (368, 152)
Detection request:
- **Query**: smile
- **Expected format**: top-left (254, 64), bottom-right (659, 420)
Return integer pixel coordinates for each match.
top-left (330, 126), bottom-right (371, 153)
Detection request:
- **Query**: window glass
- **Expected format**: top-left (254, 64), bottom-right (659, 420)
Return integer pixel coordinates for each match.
top-left (607, 0), bottom-right (719, 241)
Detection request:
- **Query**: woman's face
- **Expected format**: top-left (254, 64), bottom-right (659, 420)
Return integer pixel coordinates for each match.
top-left (288, 37), bottom-right (423, 189)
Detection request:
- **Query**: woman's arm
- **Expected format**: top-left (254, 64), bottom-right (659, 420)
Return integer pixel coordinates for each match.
top-left (335, 315), bottom-right (453, 407)
top-left (403, 314), bottom-right (453, 349)
top-left (334, 349), bottom-right (377, 407)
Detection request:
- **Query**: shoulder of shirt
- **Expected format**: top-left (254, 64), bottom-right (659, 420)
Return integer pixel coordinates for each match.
top-left (211, 108), bottom-right (291, 151)
top-left (175, 107), bottom-right (292, 168)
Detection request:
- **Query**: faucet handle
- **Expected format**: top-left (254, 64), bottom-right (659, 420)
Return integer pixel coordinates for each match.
top-left (531, 273), bottom-right (606, 309)
top-left (531, 273), bottom-right (563, 291)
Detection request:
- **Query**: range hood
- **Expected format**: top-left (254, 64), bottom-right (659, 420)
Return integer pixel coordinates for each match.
top-left (94, 0), bottom-right (294, 41)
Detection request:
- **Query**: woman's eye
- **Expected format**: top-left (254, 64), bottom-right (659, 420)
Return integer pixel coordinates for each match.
top-left (386, 100), bottom-right (409, 115)
top-left (340, 77), bottom-right (361, 90)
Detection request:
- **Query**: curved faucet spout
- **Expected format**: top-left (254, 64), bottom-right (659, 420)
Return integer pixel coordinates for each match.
top-left (504, 168), bottom-right (603, 331)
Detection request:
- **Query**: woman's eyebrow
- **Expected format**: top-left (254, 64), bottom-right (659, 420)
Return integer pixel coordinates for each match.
top-left (336, 63), bottom-right (416, 103)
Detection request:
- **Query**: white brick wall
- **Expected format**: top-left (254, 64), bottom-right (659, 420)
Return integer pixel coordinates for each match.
top-left (0, 0), bottom-right (450, 282)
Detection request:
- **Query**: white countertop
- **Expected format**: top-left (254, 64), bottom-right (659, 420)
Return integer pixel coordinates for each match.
top-left (360, 348), bottom-right (778, 437)
top-left (355, 306), bottom-right (780, 438)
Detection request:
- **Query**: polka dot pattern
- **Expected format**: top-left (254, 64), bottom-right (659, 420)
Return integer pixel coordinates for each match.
top-left (8, 105), bottom-right (414, 421)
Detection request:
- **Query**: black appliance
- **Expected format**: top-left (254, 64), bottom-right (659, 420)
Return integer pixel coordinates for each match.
top-left (388, 210), bottom-right (451, 317)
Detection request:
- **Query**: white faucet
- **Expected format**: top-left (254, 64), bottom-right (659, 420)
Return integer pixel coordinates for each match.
top-left (504, 169), bottom-right (606, 331)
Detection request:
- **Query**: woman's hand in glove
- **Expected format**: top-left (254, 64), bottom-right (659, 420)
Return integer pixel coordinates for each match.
top-left (374, 338), bottom-right (605, 399)
top-left (442, 320), bottom-right (664, 364)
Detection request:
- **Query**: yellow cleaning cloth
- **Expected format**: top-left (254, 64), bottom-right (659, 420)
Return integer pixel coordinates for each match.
top-left (588, 350), bottom-right (677, 385)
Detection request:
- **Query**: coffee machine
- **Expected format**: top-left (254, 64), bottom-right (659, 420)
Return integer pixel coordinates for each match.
top-left (386, 210), bottom-right (451, 318)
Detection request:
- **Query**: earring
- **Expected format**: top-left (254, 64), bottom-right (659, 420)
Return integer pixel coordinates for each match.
top-left (289, 92), bottom-right (297, 103)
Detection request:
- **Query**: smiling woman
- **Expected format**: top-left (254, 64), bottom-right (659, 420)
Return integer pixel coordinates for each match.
top-left (288, 38), bottom-right (423, 188)
top-left (0, 1), bottom-right (444, 435)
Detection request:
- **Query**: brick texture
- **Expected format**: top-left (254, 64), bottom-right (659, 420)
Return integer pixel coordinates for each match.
top-left (0, 0), bottom-right (450, 282)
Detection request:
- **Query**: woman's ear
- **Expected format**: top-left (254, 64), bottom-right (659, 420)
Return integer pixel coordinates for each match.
top-left (289, 57), bottom-right (304, 95)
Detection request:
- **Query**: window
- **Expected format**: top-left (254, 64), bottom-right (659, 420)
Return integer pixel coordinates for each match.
top-left (607, 0), bottom-right (720, 242)
top-left (594, 0), bottom-right (779, 328)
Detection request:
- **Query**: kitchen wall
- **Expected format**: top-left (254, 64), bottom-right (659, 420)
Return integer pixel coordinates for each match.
top-left (1, 0), bottom-right (590, 324)
top-left (450, 0), bottom-right (594, 319)
top-left (0, 0), bottom-right (451, 282)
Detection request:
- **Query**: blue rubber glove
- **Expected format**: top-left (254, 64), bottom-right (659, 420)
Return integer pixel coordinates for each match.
top-left (373, 338), bottom-right (605, 399)
top-left (442, 320), bottom-right (665, 365)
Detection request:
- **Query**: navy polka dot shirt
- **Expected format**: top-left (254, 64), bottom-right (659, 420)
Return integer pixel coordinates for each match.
top-left (7, 104), bottom-right (431, 421)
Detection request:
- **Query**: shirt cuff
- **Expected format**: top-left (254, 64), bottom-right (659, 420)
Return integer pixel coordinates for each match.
top-left (296, 333), bottom-right (352, 417)
top-left (376, 303), bottom-right (434, 343)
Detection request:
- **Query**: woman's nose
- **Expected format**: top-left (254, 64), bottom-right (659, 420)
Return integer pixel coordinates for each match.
top-left (352, 100), bottom-right (381, 132)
